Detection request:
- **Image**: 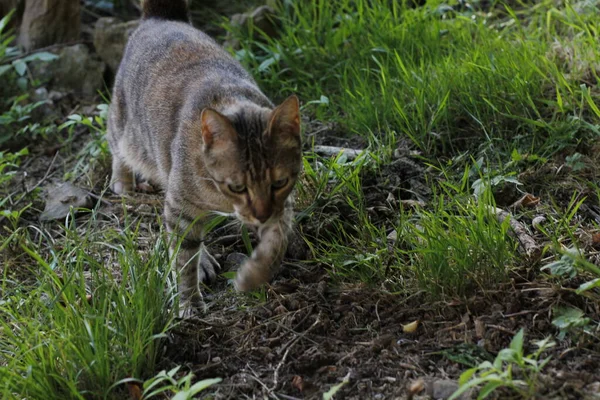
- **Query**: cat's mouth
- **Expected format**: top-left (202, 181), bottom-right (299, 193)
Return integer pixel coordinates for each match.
top-left (234, 207), bottom-right (279, 228)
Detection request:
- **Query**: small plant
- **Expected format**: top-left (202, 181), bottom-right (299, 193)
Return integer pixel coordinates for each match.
top-left (450, 329), bottom-right (555, 399)
top-left (0, 10), bottom-right (58, 90)
top-left (59, 104), bottom-right (110, 180)
top-left (565, 152), bottom-right (585, 171)
top-left (542, 247), bottom-right (600, 294)
top-left (0, 147), bottom-right (28, 187)
top-left (552, 307), bottom-right (594, 341)
top-left (139, 366), bottom-right (221, 400)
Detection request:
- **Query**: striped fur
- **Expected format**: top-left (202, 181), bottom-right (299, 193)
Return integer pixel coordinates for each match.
top-left (107, 0), bottom-right (301, 315)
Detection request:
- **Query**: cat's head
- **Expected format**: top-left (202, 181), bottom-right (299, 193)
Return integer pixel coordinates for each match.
top-left (200, 95), bottom-right (302, 226)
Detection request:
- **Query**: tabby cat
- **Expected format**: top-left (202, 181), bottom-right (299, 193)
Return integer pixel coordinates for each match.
top-left (106, 0), bottom-right (302, 314)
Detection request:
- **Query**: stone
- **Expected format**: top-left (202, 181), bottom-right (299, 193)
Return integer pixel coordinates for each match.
top-left (93, 17), bottom-right (140, 72)
top-left (40, 182), bottom-right (93, 222)
top-left (30, 44), bottom-right (106, 98)
top-left (224, 5), bottom-right (280, 49)
top-left (424, 379), bottom-right (473, 400)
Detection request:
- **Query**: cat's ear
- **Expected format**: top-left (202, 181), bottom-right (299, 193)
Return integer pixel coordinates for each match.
top-left (266, 95), bottom-right (301, 143)
top-left (201, 108), bottom-right (236, 150)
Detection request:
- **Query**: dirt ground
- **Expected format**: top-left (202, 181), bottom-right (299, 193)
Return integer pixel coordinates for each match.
top-left (4, 113), bottom-right (599, 399)
top-left (2, 4), bottom-right (600, 399)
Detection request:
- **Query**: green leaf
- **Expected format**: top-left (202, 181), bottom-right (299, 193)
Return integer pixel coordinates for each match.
top-left (0, 9), bottom-right (15, 33)
top-left (496, 348), bottom-right (518, 363)
top-left (0, 64), bottom-right (12, 76)
top-left (552, 307), bottom-right (589, 331)
top-left (188, 378), bottom-right (222, 395)
top-left (509, 329), bottom-right (524, 354)
top-left (541, 256), bottom-right (577, 278)
top-left (478, 381), bottom-right (504, 399)
top-left (323, 373), bottom-right (350, 400)
top-left (21, 51), bottom-right (58, 63)
top-left (12, 59), bottom-right (27, 76)
top-left (458, 367), bottom-right (478, 385)
top-left (16, 76), bottom-right (28, 91)
top-left (220, 271), bottom-right (236, 280)
top-left (576, 278), bottom-right (600, 294)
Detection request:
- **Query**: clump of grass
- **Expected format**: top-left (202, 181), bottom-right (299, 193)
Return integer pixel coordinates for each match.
top-left (403, 180), bottom-right (517, 297)
top-left (227, 0), bottom-right (600, 156)
top-left (0, 211), bottom-right (177, 399)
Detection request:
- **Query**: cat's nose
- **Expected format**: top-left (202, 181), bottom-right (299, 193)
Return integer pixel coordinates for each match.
top-left (253, 199), bottom-right (272, 224)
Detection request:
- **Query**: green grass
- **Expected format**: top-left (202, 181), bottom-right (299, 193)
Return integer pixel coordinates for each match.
top-left (0, 211), bottom-right (177, 399)
top-left (0, 0), bottom-right (599, 398)
top-left (229, 0), bottom-right (600, 156)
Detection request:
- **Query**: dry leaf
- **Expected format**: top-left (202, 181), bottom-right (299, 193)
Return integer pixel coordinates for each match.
top-left (407, 378), bottom-right (425, 399)
top-left (400, 199), bottom-right (426, 208)
top-left (475, 319), bottom-right (485, 338)
top-left (292, 375), bottom-right (304, 392)
top-left (402, 320), bottom-right (419, 333)
top-left (127, 382), bottom-right (143, 400)
top-left (592, 233), bottom-right (600, 248)
top-left (510, 193), bottom-right (540, 209)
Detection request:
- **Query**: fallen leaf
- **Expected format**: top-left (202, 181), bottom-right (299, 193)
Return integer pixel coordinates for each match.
top-left (475, 319), bottom-right (485, 338)
top-left (407, 378), bottom-right (425, 399)
top-left (592, 233), bottom-right (600, 248)
top-left (510, 193), bottom-right (540, 209)
top-left (400, 199), bottom-right (426, 208)
top-left (40, 182), bottom-right (93, 221)
top-left (402, 320), bottom-right (419, 333)
top-left (292, 375), bottom-right (304, 392)
top-left (127, 382), bottom-right (142, 400)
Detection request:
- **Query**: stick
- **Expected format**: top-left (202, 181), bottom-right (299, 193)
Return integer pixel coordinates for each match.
top-left (312, 145), bottom-right (364, 160)
top-left (489, 206), bottom-right (540, 259)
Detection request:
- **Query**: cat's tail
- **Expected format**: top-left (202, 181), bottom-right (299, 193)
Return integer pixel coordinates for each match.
top-left (142, 0), bottom-right (189, 22)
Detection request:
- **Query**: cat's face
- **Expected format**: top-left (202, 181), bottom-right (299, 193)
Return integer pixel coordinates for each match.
top-left (200, 95), bottom-right (302, 227)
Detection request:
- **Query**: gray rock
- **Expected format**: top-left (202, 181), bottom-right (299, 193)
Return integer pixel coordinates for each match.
top-left (30, 44), bottom-right (106, 98)
top-left (224, 5), bottom-right (279, 49)
top-left (93, 17), bottom-right (140, 72)
top-left (224, 252), bottom-right (249, 271)
top-left (425, 379), bottom-right (473, 400)
top-left (40, 182), bottom-right (93, 221)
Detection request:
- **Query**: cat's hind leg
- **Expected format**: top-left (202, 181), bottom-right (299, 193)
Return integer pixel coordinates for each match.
top-left (110, 156), bottom-right (135, 195)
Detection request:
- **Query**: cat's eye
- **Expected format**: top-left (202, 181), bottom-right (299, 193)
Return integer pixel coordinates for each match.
top-left (228, 183), bottom-right (247, 193)
top-left (272, 178), bottom-right (288, 189)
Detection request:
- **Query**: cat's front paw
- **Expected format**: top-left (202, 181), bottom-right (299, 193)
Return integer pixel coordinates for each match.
top-left (111, 180), bottom-right (134, 195)
top-left (234, 258), bottom-right (270, 292)
top-left (198, 245), bottom-right (220, 283)
top-left (178, 293), bottom-right (204, 318)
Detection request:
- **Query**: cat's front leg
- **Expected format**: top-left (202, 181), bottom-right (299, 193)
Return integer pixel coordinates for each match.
top-left (164, 202), bottom-right (220, 315)
top-left (234, 207), bottom-right (293, 291)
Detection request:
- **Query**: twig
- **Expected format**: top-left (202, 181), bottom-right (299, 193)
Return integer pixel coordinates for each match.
top-left (503, 310), bottom-right (536, 318)
top-left (312, 145), bottom-right (364, 160)
top-left (275, 394), bottom-right (302, 400)
top-left (487, 324), bottom-right (517, 336)
top-left (271, 313), bottom-right (321, 391)
top-left (489, 206), bottom-right (540, 259)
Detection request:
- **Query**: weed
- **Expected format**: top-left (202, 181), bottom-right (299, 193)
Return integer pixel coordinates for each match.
top-left (403, 180), bottom-right (516, 297)
top-left (450, 329), bottom-right (555, 399)
top-left (552, 307), bottom-right (594, 341)
top-left (123, 366), bottom-right (221, 400)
